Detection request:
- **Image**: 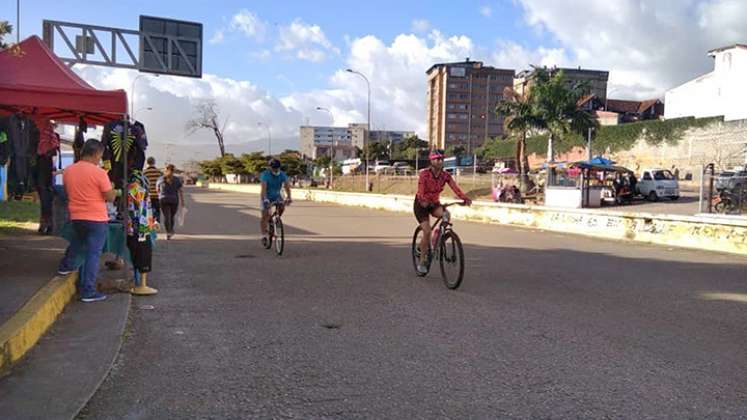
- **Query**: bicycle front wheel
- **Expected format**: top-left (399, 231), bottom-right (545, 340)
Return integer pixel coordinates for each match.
top-left (439, 230), bottom-right (464, 289)
top-left (274, 217), bottom-right (285, 255)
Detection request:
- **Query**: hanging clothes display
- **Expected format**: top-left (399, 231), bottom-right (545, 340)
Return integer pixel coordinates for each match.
top-left (0, 116), bottom-right (9, 166)
top-left (126, 169), bottom-right (155, 274)
top-left (6, 114), bottom-right (39, 199)
top-left (101, 119), bottom-right (148, 189)
top-left (73, 118), bottom-right (87, 163)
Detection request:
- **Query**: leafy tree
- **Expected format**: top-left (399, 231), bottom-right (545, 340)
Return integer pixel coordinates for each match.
top-left (496, 86), bottom-right (540, 190)
top-left (219, 153), bottom-right (246, 175)
top-left (0, 21), bottom-right (13, 49)
top-left (394, 134), bottom-right (429, 160)
top-left (277, 150), bottom-right (307, 176)
top-left (198, 158), bottom-right (223, 179)
top-left (365, 141), bottom-right (389, 161)
top-left (528, 68), bottom-right (598, 162)
top-left (241, 152), bottom-right (269, 175)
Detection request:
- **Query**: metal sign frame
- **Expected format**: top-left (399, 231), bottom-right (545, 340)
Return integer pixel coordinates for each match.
top-left (42, 18), bottom-right (202, 78)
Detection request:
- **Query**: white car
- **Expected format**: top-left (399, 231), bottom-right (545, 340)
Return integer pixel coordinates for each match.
top-left (637, 168), bottom-right (680, 201)
top-left (373, 161), bottom-right (392, 173)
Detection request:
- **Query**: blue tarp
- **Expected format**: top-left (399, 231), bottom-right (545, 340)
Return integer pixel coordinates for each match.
top-left (587, 156), bottom-right (615, 165)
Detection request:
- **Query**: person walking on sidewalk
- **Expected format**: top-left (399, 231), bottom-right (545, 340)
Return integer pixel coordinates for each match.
top-left (143, 157), bottom-right (163, 223)
top-left (57, 140), bottom-right (117, 303)
top-left (157, 164), bottom-right (184, 240)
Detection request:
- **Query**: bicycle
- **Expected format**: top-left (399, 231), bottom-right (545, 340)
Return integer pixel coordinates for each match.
top-left (262, 200), bottom-right (288, 255)
top-left (411, 201), bottom-right (466, 289)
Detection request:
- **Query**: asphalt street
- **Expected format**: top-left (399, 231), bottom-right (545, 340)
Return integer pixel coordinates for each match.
top-left (80, 188), bottom-right (747, 419)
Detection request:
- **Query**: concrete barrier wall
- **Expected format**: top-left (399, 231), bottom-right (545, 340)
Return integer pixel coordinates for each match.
top-left (208, 183), bottom-right (747, 256)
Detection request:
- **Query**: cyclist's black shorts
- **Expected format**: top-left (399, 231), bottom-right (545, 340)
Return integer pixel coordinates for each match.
top-left (413, 198), bottom-right (441, 224)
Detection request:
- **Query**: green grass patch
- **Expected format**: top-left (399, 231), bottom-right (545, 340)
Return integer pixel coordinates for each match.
top-left (0, 200), bottom-right (39, 233)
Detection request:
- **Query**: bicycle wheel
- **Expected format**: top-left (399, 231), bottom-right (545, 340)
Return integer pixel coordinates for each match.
top-left (411, 225), bottom-right (430, 276)
top-left (439, 230), bottom-right (464, 289)
top-left (274, 217), bottom-right (285, 255)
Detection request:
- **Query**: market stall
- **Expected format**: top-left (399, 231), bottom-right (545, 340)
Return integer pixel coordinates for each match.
top-left (0, 36), bottom-right (155, 291)
top-left (544, 158), bottom-right (634, 209)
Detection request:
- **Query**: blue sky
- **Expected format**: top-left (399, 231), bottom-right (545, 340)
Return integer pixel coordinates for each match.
top-left (5, 0), bottom-right (552, 95)
top-left (3, 0), bottom-right (746, 161)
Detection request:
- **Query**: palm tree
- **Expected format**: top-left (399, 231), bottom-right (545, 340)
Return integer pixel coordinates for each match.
top-left (0, 21), bottom-right (13, 49)
top-left (496, 86), bottom-right (538, 191)
top-left (529, 68), bottom-right (598, 163)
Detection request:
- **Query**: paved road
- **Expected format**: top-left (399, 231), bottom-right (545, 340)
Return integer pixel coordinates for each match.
top-left (81, 188), bottom-right (747, 419)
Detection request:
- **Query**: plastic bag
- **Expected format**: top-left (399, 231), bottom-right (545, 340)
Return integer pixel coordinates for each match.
top-left (177, 206), bottom-right (188, 227)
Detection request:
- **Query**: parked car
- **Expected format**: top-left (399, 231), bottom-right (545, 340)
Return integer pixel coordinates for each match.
top-left (715, 170), bottom-right (747, 192)
top-left (637, 168), bottom-right (680, 201)
top-left (392, 162), bottom-right (412, 174)
top-left (373, 160), bottom-right (392, 173)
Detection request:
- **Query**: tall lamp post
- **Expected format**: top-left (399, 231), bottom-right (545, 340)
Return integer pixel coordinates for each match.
top-left (130, 74), bottom-right (158, 118)
top-left (316, 107), bottom-right (335, 188)
top-left (257, 122), bottom-right (272, 156)
top-left (132, 106), bottom-right (153, 120)
top-left (346, 68), bottom-right (371, 190)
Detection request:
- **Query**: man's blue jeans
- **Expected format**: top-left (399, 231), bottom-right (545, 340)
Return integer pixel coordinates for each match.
top-left (58, 221), bottom-right (108, 297)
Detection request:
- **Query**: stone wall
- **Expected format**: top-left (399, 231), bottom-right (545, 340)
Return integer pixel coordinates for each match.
top-left (526, 118), bottom-right (747, 177)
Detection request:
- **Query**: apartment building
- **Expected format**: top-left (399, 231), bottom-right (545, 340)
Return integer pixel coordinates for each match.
top-left (426, 60), bottom-right (515, 152)
top-left (300, 123), bottom-right (415, 161)
top-left (514, 66), bottom-right (609, 102)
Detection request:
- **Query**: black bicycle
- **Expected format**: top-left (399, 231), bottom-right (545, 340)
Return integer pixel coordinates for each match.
top-left (411, 201), bottom-right (466, 289)
top-left (263, 201), bottom-right (287, 255)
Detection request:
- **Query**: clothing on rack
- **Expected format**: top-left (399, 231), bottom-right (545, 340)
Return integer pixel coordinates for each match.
top-left (101, 120), bottom-right (148, 188)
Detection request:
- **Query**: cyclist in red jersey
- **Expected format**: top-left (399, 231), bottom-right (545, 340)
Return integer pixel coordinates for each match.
top-left (413, 149), bottom-right (472, 274)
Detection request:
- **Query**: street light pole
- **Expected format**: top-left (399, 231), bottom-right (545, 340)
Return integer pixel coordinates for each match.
top-left (16, 0), bottom-right (20, 43)
top-left (130, 74), bottom-right (158, 119)
top-left (346, 68), bottom-right (371, 191)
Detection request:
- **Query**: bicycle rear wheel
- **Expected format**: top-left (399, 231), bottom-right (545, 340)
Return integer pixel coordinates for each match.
top-left (411, 225), bottom-right (430, 276)
top-left (274, 217), bottom-right (285, 255)
top-left (439, 230), bottom-right (464, 289)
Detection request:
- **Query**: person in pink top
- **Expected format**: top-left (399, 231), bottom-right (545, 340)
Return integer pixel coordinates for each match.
top-left (413, 149), bottom-right (472, 274)
top-left (57, 139), bottom-right (117, 303)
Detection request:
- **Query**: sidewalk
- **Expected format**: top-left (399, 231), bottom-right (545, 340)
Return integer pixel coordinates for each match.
top-left (0, 229), bottom-right (133, 419)
top-left (0, 231), bottom-right (67, 326)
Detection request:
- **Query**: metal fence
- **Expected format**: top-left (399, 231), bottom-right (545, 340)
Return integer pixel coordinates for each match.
top-left (700, 164), bottom-right (747, 215)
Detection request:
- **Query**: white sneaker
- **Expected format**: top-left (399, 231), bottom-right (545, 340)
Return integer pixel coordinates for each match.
top-left (416, 263), bottom-right (428, 274)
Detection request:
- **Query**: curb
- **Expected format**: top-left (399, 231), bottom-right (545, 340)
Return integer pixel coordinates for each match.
top-left (0, 273), bottom-right (77, 372)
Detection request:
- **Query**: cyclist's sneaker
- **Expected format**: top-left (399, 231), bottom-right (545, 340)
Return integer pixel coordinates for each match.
top-left (261, 236), bottom-right (269, 247)
top-left (417, 263), bottom-right (428, 274)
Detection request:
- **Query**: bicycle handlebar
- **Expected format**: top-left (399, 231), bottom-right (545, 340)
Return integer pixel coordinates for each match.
top-left (442, 201), bottom-right (468, 208)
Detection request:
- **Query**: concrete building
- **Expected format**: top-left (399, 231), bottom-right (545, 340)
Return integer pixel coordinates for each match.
top-left (300, 124), bottom-right (415, 161)
top-left (426, 60), bottom-right (515, 152)
top-left (514, 67), bottom-right (609, 103)
top-left (665, 44), bottom-right (747, 122)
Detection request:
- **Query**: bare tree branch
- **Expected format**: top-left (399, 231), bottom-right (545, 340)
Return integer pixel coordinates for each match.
top-left (185, 99), bottom-right (228, 157)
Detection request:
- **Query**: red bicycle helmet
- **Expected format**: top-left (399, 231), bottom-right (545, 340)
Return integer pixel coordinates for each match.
top-left (429, 149), bottom-right (445, 160)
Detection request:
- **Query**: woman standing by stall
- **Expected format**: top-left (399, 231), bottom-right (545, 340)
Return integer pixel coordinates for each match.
top-left (157, 164), bottom-right (184, 240)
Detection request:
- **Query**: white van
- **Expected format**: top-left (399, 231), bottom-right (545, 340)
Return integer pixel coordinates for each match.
top-left (637, 168), bottom-right (680, 201)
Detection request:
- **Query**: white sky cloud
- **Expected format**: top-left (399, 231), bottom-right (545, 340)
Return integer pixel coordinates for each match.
top-left (411, 19), bottom-right (432, 33)
top-left (276, 19), bottom-right (340, 62)
top-left (69, 1), bottom-right (747, 163)
top-left (480, 6), bottom-right (493, 18)
top-left (229, 9), bottom-right (267, 41)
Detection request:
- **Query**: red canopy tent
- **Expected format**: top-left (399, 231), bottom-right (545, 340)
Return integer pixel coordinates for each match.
top-left (0, 36), bottom-right (127, 125)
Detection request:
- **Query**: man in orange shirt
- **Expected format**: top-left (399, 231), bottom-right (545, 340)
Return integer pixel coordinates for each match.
top-left (57, 139), bottom-right (117, 303)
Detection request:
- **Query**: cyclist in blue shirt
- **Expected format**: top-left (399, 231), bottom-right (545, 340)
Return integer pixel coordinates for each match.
top-left (260, 158), bottom-right (292, 246)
